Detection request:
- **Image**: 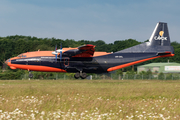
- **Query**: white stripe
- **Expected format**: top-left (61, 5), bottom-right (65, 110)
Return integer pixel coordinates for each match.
top-left (149, 22), bottom-right (159, 43)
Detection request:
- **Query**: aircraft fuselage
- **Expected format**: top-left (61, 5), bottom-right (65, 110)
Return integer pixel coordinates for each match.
top-left (6, 51), bottom-right (173, 73)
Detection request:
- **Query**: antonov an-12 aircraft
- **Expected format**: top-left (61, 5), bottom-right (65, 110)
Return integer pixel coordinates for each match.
top-left (6, 22), bottom-right (174, 79)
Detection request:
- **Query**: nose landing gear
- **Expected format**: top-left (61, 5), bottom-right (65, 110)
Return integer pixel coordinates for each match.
top-left (74, 72), bottom-right (87, 79)
top-left (29, 71), bottom-right (33, 78)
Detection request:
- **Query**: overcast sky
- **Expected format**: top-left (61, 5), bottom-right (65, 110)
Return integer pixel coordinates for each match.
top-left (0, 0), bottom-right (179, 43)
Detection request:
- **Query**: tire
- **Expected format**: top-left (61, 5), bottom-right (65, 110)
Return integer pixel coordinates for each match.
top-left (29, 73), bottom-right (33, 78)
top-left (74, 72), bottom-right (80, 79)
top-left (80, 72), bottom-right (87, 79)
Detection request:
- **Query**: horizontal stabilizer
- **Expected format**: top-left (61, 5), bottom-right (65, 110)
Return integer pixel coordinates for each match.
top-left (157, 51), bottom-right (172, 56)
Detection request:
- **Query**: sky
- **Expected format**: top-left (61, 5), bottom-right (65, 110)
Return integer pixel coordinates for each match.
top-left (0, 0), bottom-right (180, 44)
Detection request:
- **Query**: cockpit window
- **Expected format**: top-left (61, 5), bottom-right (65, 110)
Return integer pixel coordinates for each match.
top-left (17, 54), bottom-right (22, 57)
top-left (17, 54), bottom-right (26, 58)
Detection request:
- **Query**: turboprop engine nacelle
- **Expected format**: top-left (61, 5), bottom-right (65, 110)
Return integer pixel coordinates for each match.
top-left (52, 49), bottom-right (63, 55)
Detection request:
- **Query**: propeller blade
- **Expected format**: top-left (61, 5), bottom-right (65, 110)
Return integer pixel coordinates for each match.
top-left (60, 43), bottom-right (62, 61)
top-left (55, 44), bottom-right (57, 61)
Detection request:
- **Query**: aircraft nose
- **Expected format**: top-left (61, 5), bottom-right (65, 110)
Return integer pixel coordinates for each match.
top-left (5, 59), bottom-right (11, 65)
top-left (5, 58), bottom-right (17, 70)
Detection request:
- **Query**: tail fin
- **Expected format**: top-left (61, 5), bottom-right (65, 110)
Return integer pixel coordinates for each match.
top-left (117, 22), bottom-right (174, 53)
top-left (149, 22), bottom-right (170, 46)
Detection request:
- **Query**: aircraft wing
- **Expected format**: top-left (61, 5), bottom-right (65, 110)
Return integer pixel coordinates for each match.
top-left (62, 44), bottom-right (95, 57)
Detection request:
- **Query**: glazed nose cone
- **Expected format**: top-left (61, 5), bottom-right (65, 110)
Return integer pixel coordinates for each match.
top-left (5, 59), bottom-right (11, 65)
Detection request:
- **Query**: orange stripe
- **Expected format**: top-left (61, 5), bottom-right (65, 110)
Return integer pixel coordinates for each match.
top-left (107, 54), bottom-right (174, 72)
top-left (11, 51), bottom-right (110, 60)
top-left (9, 64), bottom-right (67, 72)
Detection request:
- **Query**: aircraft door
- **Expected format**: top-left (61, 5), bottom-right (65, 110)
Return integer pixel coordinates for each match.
top-left (64, 57), bottom-right (69, 66)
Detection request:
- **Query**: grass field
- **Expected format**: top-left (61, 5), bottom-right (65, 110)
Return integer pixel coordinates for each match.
top-left (0, 80), bottom-right (180, 119)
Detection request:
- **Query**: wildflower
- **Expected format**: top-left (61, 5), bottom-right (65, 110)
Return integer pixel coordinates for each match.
top-left (55, 115), bottom-right (60, 118)
top-left (159, 114), bottom-right (163, 117)
top-left (15, 108), bottom-right (19, 112)
top-left (41, 111), bottom-right (45, 115)
top-left (30, 113), bottom-right (35, 119)
top-left (80, 112), bottom-right (85, 116)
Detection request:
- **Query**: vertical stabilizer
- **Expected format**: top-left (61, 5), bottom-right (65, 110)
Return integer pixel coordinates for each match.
top-left (149, 22), bottom-right (170, 46)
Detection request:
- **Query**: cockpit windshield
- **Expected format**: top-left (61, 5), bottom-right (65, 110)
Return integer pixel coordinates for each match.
top-left (17, 54), bottom-right (26, 58)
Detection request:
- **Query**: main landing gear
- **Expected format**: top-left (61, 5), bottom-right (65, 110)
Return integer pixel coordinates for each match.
top-left (74, 72), bottom-right (87, 79)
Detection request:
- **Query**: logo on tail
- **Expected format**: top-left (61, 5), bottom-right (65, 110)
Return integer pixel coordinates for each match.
top-left (159, 31), bottom-right (164, 37)
top-left (154, 30), bottom-right (167, 41)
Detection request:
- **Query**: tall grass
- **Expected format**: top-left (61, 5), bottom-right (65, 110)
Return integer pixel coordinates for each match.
top-left (0, 80), bottom-right (180, 119)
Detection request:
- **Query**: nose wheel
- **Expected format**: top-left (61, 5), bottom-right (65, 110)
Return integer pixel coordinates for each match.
top-left (29, 71), bottom-right (33, 78)
top-left (74, 72), bottom-right (87, 79)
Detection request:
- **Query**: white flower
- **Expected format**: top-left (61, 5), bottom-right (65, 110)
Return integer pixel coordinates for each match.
top-left (41, 111), bottom-right (45, 115)
top-left (159, 114), bottom-right (163, 118)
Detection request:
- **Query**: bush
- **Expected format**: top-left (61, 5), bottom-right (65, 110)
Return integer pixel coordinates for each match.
top-left (158, 72), bottom-right (165, 80)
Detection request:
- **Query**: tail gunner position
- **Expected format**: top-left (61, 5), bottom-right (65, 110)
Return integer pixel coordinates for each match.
top-left (6, 22), bottom-right (174, 79)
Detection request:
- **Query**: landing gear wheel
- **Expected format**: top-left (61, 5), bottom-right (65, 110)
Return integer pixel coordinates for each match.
top-left (80, 72), bottom-right (87, 79)
top-left (74, 72), bottom-right (80, 79)
top-left (29, 73), bottom-right (33, 78)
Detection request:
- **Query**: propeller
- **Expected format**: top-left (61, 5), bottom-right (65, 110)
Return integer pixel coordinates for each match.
top-left (52, 43), bottom-right (63, 62)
